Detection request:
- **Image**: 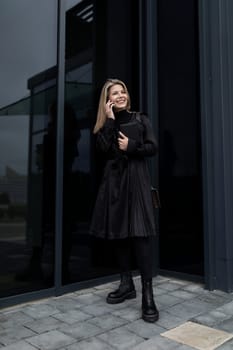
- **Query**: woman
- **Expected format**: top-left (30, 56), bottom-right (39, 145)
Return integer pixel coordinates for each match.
top-left (90, 78), bottom-right (159, 323)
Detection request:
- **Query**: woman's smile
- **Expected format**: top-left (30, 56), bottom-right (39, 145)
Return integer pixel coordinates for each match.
top-left (116, 99), bottom-right (127, 105)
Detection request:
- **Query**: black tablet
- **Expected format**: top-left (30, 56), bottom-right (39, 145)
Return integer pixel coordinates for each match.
top-left (120, 121), bottom-right (142, 142)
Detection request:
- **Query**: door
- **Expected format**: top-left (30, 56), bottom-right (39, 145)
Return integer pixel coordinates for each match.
top-left (157, 0), bottom-right (204, 277)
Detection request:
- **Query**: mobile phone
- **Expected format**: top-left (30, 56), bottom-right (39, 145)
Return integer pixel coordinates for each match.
top-left (118, 130), bottom-right (124, 138)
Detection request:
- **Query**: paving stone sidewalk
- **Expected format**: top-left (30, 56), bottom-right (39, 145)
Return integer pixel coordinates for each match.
top-left (1, 275), bottom-right (233, 349)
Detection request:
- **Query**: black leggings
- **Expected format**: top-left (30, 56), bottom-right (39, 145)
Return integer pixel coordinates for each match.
top-left (115, 237), bottom-right (154, 280)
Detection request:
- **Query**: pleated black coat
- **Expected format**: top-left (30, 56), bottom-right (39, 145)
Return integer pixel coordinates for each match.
top-left (90, 110), bottom-right (158, 239)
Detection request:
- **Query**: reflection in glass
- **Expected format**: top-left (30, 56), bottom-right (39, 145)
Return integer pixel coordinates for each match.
top-left (0, 0), bottom-right (57, 297)
top-left (63, 0), bottom-right (140, 284)
top-left (63, 0), bottom-right (94, 284)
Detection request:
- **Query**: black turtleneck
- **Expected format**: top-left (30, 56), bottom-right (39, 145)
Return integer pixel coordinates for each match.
top-left (114, 109), bottom-right (132, 128)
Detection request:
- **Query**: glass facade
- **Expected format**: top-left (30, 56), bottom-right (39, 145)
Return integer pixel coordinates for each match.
top-left (0, 0), bottom-right (58, 297)
top-left (0, 0), bottom-right (141, 301)
top-left (0, 0), bottom-right (205, 304)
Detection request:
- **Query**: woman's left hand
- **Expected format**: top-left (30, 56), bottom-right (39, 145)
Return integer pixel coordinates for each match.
top-left (118, 131), bottom-right (128, 151)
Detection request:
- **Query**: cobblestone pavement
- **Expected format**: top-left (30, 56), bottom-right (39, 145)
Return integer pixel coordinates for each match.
top-left (1, 275), bottom-right (233, 349)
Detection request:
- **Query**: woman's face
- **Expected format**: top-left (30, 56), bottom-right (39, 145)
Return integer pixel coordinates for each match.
top-left (108, 84), bottom-right (128, 111)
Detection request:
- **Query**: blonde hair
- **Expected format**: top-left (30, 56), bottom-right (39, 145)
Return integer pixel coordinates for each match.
top-left (93, 79), bottom-right (131, 134)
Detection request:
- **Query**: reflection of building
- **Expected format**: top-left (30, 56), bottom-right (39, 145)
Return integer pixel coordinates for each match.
top-left (0, 166), bottom-right (27, 204)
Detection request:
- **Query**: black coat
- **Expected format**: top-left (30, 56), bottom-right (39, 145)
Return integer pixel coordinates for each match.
top-left (90, 110), bottom-right (158, 239)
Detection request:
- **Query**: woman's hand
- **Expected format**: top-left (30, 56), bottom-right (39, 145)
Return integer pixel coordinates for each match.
top-left (105, 100), bottom-right (115, 119)
top-left (118, 131), bottom-right (128, 151)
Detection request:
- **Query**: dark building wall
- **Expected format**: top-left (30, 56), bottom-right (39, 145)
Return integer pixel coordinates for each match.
top-left (199, 0), bottom-right (233, 291)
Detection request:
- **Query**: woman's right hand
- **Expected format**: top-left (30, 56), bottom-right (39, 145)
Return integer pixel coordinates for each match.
top-left (105, 100), bottom-right (115, 119)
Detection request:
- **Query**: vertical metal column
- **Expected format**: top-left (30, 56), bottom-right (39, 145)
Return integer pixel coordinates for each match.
top-left (55, 0), bottom-right (66, 292)
top-left (141, 0), bottom-right (160, 274)
top-left (139, 0), bottom-right (158, 179)
top-left (198, 0), bottom-right (216, 290)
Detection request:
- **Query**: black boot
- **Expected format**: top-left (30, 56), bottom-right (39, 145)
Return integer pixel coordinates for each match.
top-left (106, 272), bottom-right (136, 304)
top-left (141, 278), bottom-right (159, 322)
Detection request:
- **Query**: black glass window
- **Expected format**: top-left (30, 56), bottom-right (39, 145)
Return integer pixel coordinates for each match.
top-left (157, 0), bottom-right (204, 276)
top-left (63, 0), bottom-right (140, 284)
top-left (0, 0), bottom-right (58, 297)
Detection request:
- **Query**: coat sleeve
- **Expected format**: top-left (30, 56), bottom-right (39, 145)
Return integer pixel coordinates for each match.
top-left (126, 115), bottom-right (158, 157)
top-left (96, 118), bottom-right (118, 154)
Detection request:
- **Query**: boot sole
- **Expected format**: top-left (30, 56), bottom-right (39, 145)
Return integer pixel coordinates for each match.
top-left (142, 312), bottom-right (159, 323)
top-left (106, 290), bottom-right (136, 304)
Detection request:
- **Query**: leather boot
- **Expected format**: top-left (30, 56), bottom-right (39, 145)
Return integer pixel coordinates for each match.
top-left (106, 272), bottom-right (136, 304)
top-left (141, 278), bottom-right (159, 322)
